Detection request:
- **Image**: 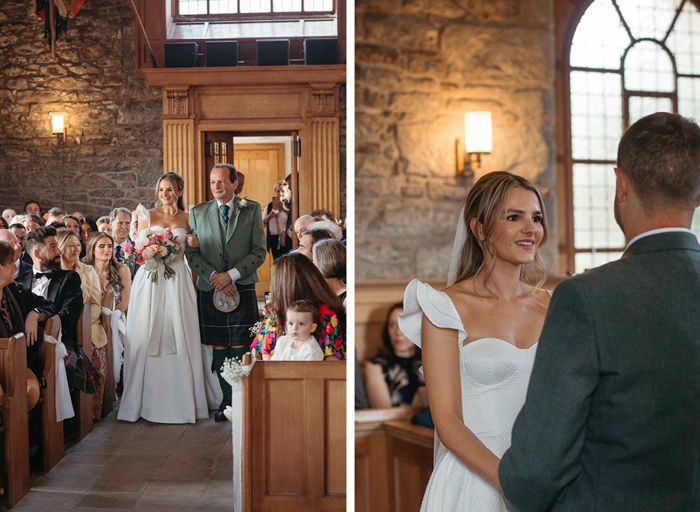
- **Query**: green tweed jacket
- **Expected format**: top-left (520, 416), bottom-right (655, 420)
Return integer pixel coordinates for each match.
top-left (185, 197), bottom-right (267, 291)
top-left (499, 231), bottom-right (700, 512)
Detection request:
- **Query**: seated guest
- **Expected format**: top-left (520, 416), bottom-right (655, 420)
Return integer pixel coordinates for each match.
top-left (80, 218), bottom-right (98, 246)
top-left (83, 232), bottom-right (131, 315)
top-left (311, 208), bottom-right (333, 222)
top-left (2, 208), bottom-right (16, 226)
top-left (234, 171), bottom-right (245, 195)
top-left (263, 181), bottom-right (293, 260)
top-left (10, 223), bottom-right (30, 266)
top-left (312, 239), bottom-right (346, 307)
top-left (24, 201), bottom-right (42, 217)
top-left (15, 226), bottom-right (99, 393)
top-left (294, 215), bottom-right (314, 242)
top-left (57, 231), bottom-right (106, 419)
top-left (109, 208), bottom-right (131, 259)
top-left (307, 220), bottom-right (343, 241)
top-left (252, 252), bottom-right (345, 361)
top-left (298, 229), bottom-right (333, 261)
top-left (0, 217), bottom-right (6, 230)
top-left (71, 211), bottom-right (85, 221)
top-left (60, 215), bottom-right (81, 236)
top-left (0, 240), bottom-right (56, 410)
top-left (364, 302), bottom-right (425, 408)
top-left (270, 301), bottom-right (324, 361)
top-left (0, 229), bottom-right (30, 280)
top-left (96, 216), bottom-right (111, 234)
top-left (22, 214), bottom-right (44, 232)
top-left (46, 207), bottom-right (66, 225)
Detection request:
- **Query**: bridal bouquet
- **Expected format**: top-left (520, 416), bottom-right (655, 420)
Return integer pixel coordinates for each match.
top-left (122, 228), bottom-right (181, 283)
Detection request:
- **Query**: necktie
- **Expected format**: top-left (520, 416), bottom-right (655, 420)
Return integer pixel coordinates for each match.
top-left (115, 245), bottom-right (123, 260)
top-left (36, 271), bottom-right (54, 280)
top-left (220, 204), bottom-right (230, 223)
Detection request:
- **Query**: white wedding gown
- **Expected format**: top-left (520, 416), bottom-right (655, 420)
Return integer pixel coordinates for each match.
top-left (400, 279), bottom-right (538, 512)
top-left (118, 207), bottom-right (210, 424)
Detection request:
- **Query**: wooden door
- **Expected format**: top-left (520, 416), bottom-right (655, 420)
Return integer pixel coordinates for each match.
top-left (204, 132), bottom-right (235, 202)
top-left (233, 143), bottom-right (286, 297)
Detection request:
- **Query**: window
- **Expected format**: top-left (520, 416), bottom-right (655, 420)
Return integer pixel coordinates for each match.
top-left (176, 0), bottom-right (334, 17)
top-left (567, 0), bottom-right (700, 273)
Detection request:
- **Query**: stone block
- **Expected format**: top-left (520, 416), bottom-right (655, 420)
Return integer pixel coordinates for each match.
top-left (355, 44), bottom-right (400, 66)
top-left (402, 0), bottom-right (466, 19)
top-left (416, 242), bottom-right (453, 279)
top-left (47, 77), bottom-right (92, 91)
top-left (362, 13), bottom-right (439, 52)
top-left (40, 64), bottom-right (68, 77)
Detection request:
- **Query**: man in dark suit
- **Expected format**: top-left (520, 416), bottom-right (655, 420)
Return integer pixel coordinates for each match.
top-left (15, 225), bottom-right (98, 392)
top-left (499, 112), bottom-right (700, 512)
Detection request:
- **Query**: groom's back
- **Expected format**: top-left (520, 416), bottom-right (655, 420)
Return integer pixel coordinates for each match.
top-left (566, 232), bottom-right (700, 511)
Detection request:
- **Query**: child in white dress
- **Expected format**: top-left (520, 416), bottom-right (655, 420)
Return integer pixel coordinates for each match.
top-left (271, 301), bottom-right (324, 361)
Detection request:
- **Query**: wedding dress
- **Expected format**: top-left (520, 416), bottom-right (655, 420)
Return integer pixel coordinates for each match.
top-left (400, 279), bottom-right (538, 511)
top-left (118, 205), bottom-right (209, 423)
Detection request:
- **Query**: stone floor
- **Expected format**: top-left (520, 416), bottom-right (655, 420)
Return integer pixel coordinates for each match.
top-left (3, 409), bottom-right (234, 512)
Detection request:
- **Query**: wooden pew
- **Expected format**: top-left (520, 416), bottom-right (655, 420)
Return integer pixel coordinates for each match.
top-left (72, 301), bottom-right (93, 439)
top-left (242, 360), bottom-right (346, 511)
top-left (355, 407), bottom-right (434, 512)
top-left (0, 333), bottom-right (30, 508)
top-left (100, 291), bottom-right (116, 418)
top-left (38, 316), bottom-right (63, 472)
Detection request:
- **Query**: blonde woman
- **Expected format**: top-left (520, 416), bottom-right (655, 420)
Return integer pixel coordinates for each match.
top-left (399, 172), bottom-right (552, 511)
top-left (262, 180), bottom-right (292, 260)
top-left (57, 230), bottom-right (107, 419)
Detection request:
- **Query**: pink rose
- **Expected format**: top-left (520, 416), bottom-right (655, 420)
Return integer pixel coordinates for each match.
top-left (164, 229), bottom-right (173, 240)
top-left (159, 246), bottom-right (168, 257)
top-left (123, 242), bottom-right (132, 254)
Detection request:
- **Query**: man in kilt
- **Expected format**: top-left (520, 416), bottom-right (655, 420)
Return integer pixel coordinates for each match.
top-left (186, 163), bottom-right (266, 421)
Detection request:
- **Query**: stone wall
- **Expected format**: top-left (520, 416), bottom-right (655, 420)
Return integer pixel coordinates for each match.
top-left (356, 0), bottom-right (557, 280)
top-left (0, 0), bottom-right (163, 218)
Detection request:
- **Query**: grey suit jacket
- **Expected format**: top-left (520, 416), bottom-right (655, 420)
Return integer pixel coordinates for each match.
top-left (185, 198), bottom-right (267, 291)
top-left (499, 231), bottom-right (700, 512)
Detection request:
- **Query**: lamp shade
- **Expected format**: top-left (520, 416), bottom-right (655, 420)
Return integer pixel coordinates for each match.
top-left (51, 114), bottom-right (64, 134)
top-left (465, 112), bottom-right (492, 153)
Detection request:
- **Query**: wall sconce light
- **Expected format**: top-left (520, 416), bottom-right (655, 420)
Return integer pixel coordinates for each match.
top-left (460, 111), bottom-right (492, 178)
top-left (52, 114), bottom-right (66, 144)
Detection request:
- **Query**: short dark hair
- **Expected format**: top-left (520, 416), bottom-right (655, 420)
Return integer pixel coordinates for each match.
top-left (211, 163), bottom-right (238, 183)
top-left (311, 208), bottom-right (333, 220)
top-left (47, 207), bottom-right (66, 218)
top-left (286, 300), bottom-right (319, 321)
top-left (9, 223), bottom-right (25, 231)
top-left (617, 112), bottom-right (700, 209)
top-left (48, 221), bottom-right (66, 229)
top-left (61, 214), bottom-right (80, 226)
top-left (22, 214), bottom-right (44, 226)
top-left (25, 225), bottom-right (57, 259)
top-left (24, 200), bottom-right (41, 214)
top-left (302, 228), bottom-right (333, 250)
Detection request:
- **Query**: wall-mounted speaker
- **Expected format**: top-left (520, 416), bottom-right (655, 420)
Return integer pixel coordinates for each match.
top-left (206, 41), bottom-right (239, 67)
top-left (304, 38), bottom-right (338, 65)
top-left (164, 42), bottom-right (198, 68)
top-left (257, 39), bottom-right (290, 66)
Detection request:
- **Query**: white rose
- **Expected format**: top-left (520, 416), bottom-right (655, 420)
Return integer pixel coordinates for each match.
top-left (135, 229), bottom-right (150, 249)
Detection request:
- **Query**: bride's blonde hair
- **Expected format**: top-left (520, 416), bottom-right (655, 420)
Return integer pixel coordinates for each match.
top-left (154, 172), bottom-right (185, 211)
top-left (454, 171), bottom-right (548, 291)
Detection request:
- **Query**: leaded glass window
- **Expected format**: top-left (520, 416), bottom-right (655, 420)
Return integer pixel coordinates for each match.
top-left (178, 0), bottom-right (334, 15)
top-left (568, 0), bottom-right (700, 273)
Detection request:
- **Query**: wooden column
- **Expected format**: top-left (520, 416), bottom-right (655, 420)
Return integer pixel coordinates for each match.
top-left (162, 88), bottom-right (199, 208)
top-left (300, 84), bottom-right (341, 219)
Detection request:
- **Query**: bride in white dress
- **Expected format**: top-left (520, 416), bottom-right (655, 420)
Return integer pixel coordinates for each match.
top-left (118, 172), bottom-right (209, 424)
top-left (399, 172), bottom-right (552, 511)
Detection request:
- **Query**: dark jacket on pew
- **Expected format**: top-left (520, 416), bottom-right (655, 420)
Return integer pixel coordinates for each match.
top-left (1, 282), bottom-right (57, 378)
top-left (15, 267), bottom-right (83, 350)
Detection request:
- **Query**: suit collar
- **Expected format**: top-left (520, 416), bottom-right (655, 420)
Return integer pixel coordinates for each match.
top-left (623, 231), bottom-right (700, 258)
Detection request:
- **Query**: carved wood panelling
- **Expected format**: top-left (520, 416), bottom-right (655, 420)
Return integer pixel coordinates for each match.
top-left (309, 86), bottom-right (338, 117)
top-left (300, 118), bottom-right (340, 219)
top-left (198, 90), bottom-right (303, 120)
top-left (164, 89), bottom-right (190, 117)
top-left (163, 120), bottom-right (196, 207)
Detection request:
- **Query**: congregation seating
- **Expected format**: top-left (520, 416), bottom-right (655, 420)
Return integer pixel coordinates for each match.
top-left (242, 359), bottom-right (346, 511)
top-left (72, 301), bottom-right (93, 440)
top-left (355, 407), bottom-right (433, 512)
top-left (0, 333), bottom-right (30, 509)
top-left (37, 315), bottom-right (63, 472)
top-left (100, 290), bottom-right (117, 419)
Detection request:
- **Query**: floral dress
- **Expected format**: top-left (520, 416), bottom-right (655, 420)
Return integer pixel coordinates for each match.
top-left (252, 304), bottom-right (345, 359)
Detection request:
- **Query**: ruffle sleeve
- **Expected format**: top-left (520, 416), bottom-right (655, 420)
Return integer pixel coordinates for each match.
top-left (398, 279), bottom-right (467, 349)
top-left (134, 204), bottom-right (150, 225)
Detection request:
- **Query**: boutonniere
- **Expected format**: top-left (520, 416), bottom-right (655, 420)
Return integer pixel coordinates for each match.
top-left (233, 196), bottom-right (248, 216)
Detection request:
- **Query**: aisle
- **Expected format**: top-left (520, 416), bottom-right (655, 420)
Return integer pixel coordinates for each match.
top-left (4, 409), bottom-right (233, 511)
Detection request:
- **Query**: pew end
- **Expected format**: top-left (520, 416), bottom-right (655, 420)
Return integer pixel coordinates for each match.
top-left (38, 315), bottom-right (63, 472)
top-left (0, 333), bottom-right (30, 508)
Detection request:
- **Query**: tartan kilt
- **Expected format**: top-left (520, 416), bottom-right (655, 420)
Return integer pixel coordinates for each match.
top-left (64, 345), bottom-right (100, 394)
top-left (198, 284), bottom-right (259, 348)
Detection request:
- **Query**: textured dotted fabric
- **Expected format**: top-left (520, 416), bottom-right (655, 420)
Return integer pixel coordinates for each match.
top-left (399, 279), bottom-right (538, 512)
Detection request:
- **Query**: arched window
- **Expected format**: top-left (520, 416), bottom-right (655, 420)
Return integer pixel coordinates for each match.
top-left (566, 0), bottom-right (700, 272)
